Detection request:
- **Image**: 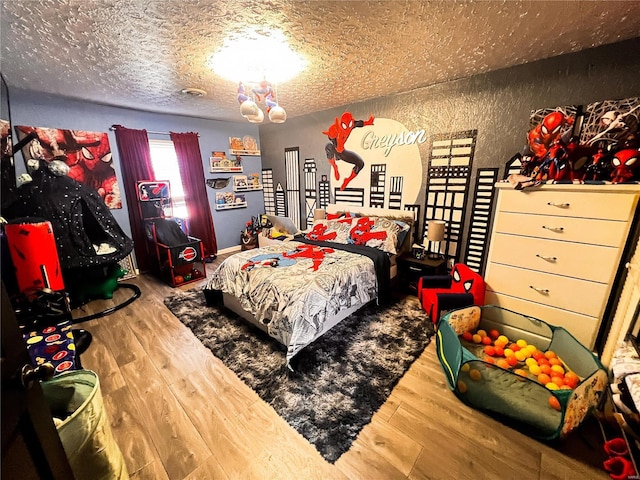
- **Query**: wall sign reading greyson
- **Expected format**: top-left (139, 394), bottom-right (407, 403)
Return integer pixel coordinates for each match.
top-left (360, 128), bottom-right (428, 157)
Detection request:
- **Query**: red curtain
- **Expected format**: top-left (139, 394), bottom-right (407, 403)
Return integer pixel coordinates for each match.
top-left (170, 132), bottom-right (218, 257)
top-left (112, 125), bottom-right (155, 272)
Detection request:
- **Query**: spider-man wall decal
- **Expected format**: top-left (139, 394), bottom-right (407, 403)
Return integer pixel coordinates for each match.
top-left (323, 112), bottom-right (374, 190)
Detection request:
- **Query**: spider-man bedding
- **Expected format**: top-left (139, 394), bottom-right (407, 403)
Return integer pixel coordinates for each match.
top-left (205, 239), bottom-right (390, 368)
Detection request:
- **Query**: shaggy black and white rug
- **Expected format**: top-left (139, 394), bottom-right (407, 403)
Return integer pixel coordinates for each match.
top-left (164, 289), bottom-right (434, 462)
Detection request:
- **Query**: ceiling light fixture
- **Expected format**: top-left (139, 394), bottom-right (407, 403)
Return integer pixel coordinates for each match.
top-left (209, 28), bottom-right (304, 124)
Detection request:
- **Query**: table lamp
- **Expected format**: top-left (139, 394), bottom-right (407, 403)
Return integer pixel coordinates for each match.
top-left (427, 220), bottom-right (446, 259)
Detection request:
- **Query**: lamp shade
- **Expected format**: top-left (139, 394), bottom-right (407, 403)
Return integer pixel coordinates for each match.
top-left (240, 99), bottom-right (259, 117)
top-left (268, 105), bottom-right (287, 123)
top-left (427, 220), bottom-right (446, 242)
top-left (246, 108), bottom-right (264, 123)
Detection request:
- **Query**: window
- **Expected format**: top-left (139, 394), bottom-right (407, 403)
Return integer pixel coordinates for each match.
top-left (148, 139), bottom-right (188, 218)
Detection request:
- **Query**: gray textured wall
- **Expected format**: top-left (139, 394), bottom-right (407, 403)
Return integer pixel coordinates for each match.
top-left (258, 38), bottom-right (640, 260)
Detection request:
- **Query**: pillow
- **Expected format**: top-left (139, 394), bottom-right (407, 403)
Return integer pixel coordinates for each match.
top-left (304, 219), bottom-right (352, 244)
top-left (326, 212), bottom-right (352, 221)
top-left (348, 216), bottom-right (400, 254)
top-left (393, 220), bottom-right (411, 250)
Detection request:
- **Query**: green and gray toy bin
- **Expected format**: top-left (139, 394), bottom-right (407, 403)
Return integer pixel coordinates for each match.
top-left (436, 305), bottom-right (608, 440)
top-left (42, 369), bottom-right (129, 480)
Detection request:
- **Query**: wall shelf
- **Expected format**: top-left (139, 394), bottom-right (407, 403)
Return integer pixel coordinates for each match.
top-left (230, 149), bottom-right (260, 156)
top-left (216, 202), bottom-right (247, 211)
top-left (210, 166), bottom-right (243, 173)
top-left (234, 185), bottom-right (263, 192)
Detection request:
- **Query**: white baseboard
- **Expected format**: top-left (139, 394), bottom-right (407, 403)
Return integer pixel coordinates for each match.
top-left (218, 245), bottom-right (241, 255)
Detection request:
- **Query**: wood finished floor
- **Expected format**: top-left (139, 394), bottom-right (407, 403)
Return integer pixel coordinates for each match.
top-left (75, 254), bottom-right (609, 480)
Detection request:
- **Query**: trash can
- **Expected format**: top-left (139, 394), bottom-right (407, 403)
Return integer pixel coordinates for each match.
top-left (42, 370), bottom-right (129, 480)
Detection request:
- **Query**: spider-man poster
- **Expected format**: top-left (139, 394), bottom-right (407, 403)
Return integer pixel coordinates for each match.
top-left (15, 125), bottom-right (121, 209)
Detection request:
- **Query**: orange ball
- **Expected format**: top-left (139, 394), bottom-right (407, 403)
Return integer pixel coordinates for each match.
top-left (538, 357), bottom-right (551, 366)
top-left (514, 368), bottom-right (528, 378)
top-left (496, 359), bottom-right (510, 369)
top-left (548, 396), bottom-right (561, 411)
top-left (540, 364), bottom-right (552, 375)
top-left (484, 355), bottom-right (496, 364)
top-left (481, 336), bottom-right (493, 346)
top-left (472, 334), bottom-right (483, 344)
top-left (548, 357), bottom-right (562, 366)
top-left (507, 356), bottom-right (518, 367)
top-left (551, 365), bottom-right (565, 375)
top-left (532, 351), bottom-right (545, 361)
top-left (484, 345), bottom-right (496, 356)
top-left (494, 346), bottom-right (505, 357)
top-left (508, 343), bottom-right (521, 352)
top-left (551, 376), bottom-right (565, 387)
top-left (544, 350), bottom-right (558, 359)
top-left (488, 329), bottom-right (500, 340)
top-left (538, 373), bottom-right (551, 385)
top-left (462, 331), bottom-right (473, 341)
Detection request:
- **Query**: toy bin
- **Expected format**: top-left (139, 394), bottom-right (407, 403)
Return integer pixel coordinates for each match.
top-left (436, 305), bottom-right (608, 441)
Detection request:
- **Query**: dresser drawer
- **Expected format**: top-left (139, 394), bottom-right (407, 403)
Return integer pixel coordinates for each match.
top-left (498, 188), bottom-right (636, 221)
top-left (484, 263), bottom-right (608, 317)
top-left (493, 212), bottom-right (628, 247)
top-left (484, 291), bottom-right (599, 348)
top-left (489, 233), bottom-right (620, 283)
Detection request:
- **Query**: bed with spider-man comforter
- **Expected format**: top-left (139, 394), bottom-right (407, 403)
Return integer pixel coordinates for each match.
top-left (204, 239), bottom-right (390, 369)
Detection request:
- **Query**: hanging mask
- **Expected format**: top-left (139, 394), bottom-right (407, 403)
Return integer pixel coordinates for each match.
top-left (206, 177), bottom-right (230, 189)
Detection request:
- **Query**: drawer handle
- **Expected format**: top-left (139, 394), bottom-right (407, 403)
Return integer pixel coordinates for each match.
top-left (542, 225), bottom-right (564, 232)
top-left (529, 285), bottom-right (550, 294)
top-left (409, 266), bottom-right (422, 272)
top-left (536, 254), bottom-right (557, 262)
top-left (547, 202), bottom-right (570, 208)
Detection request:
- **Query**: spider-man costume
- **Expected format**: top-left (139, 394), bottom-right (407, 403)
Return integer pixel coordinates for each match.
top-left (323, 112), bottom-right (374, 190)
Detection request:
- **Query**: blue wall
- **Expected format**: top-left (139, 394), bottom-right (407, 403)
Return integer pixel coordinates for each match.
top-left (6, 89), bottom-right (264, 253)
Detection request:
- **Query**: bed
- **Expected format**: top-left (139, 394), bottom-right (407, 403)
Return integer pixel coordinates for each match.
top-left (204, 204), bottom-right (416, 368)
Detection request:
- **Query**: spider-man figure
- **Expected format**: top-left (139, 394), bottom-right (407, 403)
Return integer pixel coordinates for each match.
top-left (306, 223), bottom-right (337, 242)
top-left (349, 217), bottom-right (387, 245)
top-left (283, 244), bottom-right (335, 271)
top-left (323, 112), bottom-right (374, 190)
top-left (527, 111), bottom-right (574, 162)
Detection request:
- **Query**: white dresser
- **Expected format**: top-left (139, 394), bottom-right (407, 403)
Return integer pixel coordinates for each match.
top-left (484, 183), bottom-right (640, 348)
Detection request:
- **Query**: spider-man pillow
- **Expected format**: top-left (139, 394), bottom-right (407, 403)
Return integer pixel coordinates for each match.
top-left (304, 219), bottom-right (352, 244)
top-left (347, 216), bottom-right (400, 254)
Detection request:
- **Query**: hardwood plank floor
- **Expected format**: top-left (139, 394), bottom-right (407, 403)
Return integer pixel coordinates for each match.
top-left (75, 255), bottom-right (609, 479)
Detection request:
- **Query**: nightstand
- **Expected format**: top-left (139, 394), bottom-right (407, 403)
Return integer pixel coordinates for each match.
top-left (397, 253), bottom-right (446, 295)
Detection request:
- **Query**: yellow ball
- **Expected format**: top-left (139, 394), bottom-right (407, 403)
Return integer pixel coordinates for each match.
top-left (472, 334), bottom-right (483, 344)
top-left (546, 382), bottom-right (560, 390)
top-left (525, 358), bottom-right (538, 368)
top-left (516, 339), bottom-right (528, 349)
top-left (497, 335), bottom-right (509, 345)
top-left (529, 364), bottom-right (542, 375)
top-left (504, 348), bottom-right (514, 358)
top-left (551, 365), bottom-right (565, 375)
top-left (515, 351), bottom-right (527, 362)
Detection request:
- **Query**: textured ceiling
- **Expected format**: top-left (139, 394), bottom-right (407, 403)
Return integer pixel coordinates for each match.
top-left (2, 0), bottom-right (640, 123)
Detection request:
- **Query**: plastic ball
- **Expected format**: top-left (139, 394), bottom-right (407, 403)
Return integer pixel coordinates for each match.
top-left (514, 368), bottom-right (528, 378)
top-left (508, 343), bottom-right (521, 352)
top-left (174, 275), bottom-right (184, 284)
top-left (483, 355), bottom-right (496, 364)
top-left (504, 348), bottom-right (515, 358)
top-left (516, 339), bottom-right (528, 349)
top-left (507, 356), bottom-right (518, 367)
top-left (551, 376), bottom-right (565, 387)
top-left (484, 345), bottom-right (496, 356)
top-left (477, 329), bottom-right (487, 337)
top-left (544, 350), bottom-right (558, 360)
top-left (532, 351), bottom-right (545, 361)
top-left (546, 382), bottom-right (560, 391)
top-left (548, 357), bottom-right (562, 366)
top-left (481, 336), bottom-right (493, 346)
top-left (514, 351), bottom-right (527, 362)
top-left (462, 331), bottom-right (473, 342)
top-left (540, 364), bottom-right (552, 375)
top-left (494, 346), bottom-right (505, 357)
top-left (496, 359), bottom-right (510, 369)
top-left (497, 335), bottom-right (509, 345)
top-left (525, 358), bottom-right (538, 368)
top-left (488, 329), bottom-right (500, 340)
top-left (528, 364), bottom-right (542, 376)
top-left (549, 396), bottom-right (561, 411)
top-left (537, 373), bottom-right (551, 385)
top-left (551, 365), bottom-right (565, 375)
top-left (472, 334), bottom-right (483, 344)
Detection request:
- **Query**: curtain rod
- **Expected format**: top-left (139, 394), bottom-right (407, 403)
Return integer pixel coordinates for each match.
top-left (109, 125), bottom-right (199, 137)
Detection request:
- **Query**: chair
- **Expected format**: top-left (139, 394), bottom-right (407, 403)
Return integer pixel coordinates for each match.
top-left (417, 263), bottom-right (485, 324)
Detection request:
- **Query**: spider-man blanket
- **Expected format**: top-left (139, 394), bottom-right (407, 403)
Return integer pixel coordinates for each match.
top-left (205, 240), bottom-right (390, 367)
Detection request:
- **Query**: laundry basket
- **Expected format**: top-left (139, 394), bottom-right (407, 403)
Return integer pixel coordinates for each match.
top-left (41, 370), bottom-right (129, 480)
top-left (436, 305), bottom-right (608, 440)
